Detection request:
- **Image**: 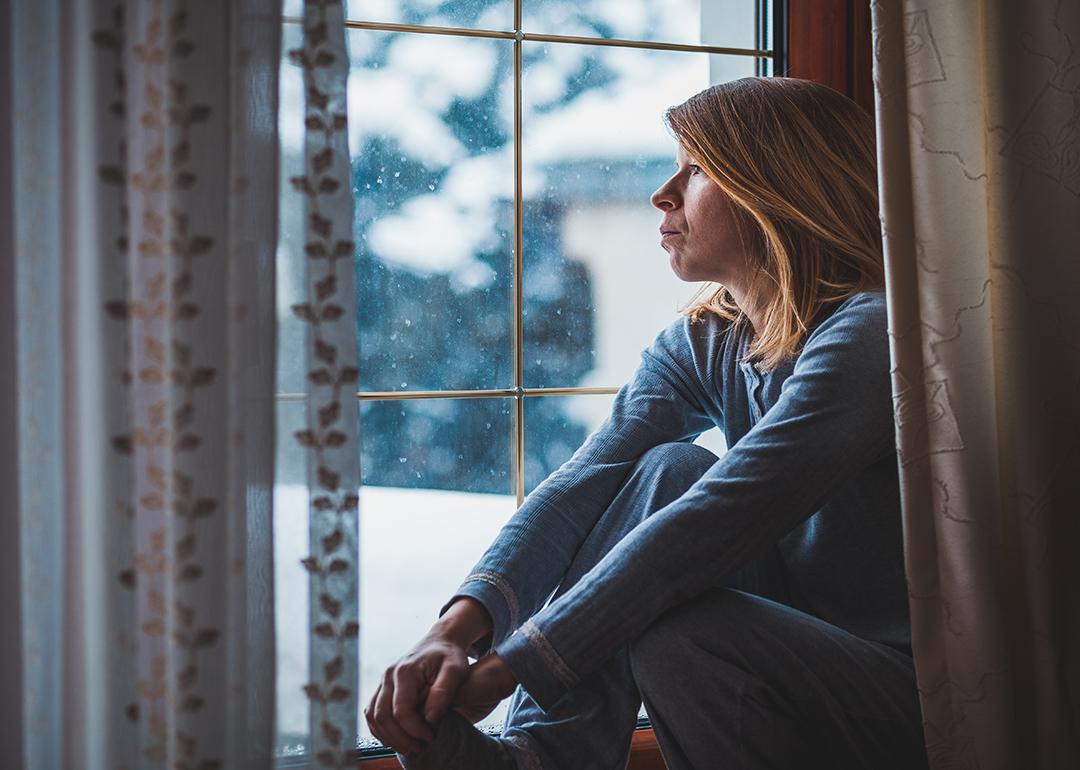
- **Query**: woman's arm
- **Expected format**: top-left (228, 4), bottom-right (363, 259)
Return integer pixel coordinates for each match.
top-left (366, 315), bottom-right (723, 751)
top-left (495, 294), bottom-right (896, 709)
top-left (444, 314), bottom-right (724, 655)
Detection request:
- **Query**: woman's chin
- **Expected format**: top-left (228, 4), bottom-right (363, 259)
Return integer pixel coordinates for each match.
top-left (668, 256), bottom-right (696, 283)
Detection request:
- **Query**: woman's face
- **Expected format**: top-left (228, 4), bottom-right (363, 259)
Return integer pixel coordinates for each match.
top-left (650, 144), bottom-right (752, 289)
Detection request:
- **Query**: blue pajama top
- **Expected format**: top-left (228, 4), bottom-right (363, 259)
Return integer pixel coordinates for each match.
top-left (447, 290), bottom-right (910, 710)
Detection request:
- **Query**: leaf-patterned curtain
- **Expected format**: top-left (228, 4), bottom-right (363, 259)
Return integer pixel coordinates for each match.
top-left (872, 1), bottom-right (1080, 767)
top-left (1, 0), bottom-right (304, 767)
top-left (287, 1), bottom-right (361, 767)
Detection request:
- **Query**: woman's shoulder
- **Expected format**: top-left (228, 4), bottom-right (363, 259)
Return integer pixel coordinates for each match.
top-left (813, 290), bottom-right (888, 337)
top-left (640, 310), bottom-right (736, 384)
top-left (650, 310), bottom-right (735, 355)
top-left (798, 290), bottom-right (889, 370)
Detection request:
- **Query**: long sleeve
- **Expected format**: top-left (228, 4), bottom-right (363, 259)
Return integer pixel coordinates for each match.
top-left (442, 315), bottom-right (726, 656)
top-left (494, 294), bottom-right (897, 709)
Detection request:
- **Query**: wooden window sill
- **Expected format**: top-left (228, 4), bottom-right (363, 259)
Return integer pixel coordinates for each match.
top-left (358, 728), bottom-right (666, 769)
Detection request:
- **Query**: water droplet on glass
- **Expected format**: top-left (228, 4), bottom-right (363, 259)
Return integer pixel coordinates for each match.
top-left (400, 382), bottom-right (407, 388)
top-left (398, 457), bottom-right (407, 463)
top-left (404, 319), bottom-right (412, 327)
top-left (393, 171), bottom-right (401, 178)
top-left (428, 184), bottom-right (435, 191)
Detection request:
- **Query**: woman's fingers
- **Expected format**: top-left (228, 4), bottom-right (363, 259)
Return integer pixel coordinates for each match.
top-left (423, 657), bottom-right (467, 723)
top-left (363, 684), bottom-right (382, 743)
top-left (371, 670), bottom-right (423, 754)
top-left (450, 653), bottom-right (518, 724)
top-left (393, 665), bottom-right (436, 744)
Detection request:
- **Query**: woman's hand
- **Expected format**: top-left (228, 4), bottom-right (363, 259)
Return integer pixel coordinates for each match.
top-left (364, 634), bottom-right (468, 754)
top-left (364, 598), bottom-right (492, 754)
top-left (452, 653), bottom-right (519, 724)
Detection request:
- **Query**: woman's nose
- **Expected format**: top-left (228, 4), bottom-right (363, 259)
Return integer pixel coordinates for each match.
top-left (650, 181), bottom-right (677, 211)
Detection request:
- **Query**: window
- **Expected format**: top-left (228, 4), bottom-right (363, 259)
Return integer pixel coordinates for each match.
top-left (274, 0), bottom-right (781, 761)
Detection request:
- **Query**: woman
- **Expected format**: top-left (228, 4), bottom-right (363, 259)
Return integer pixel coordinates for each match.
top-left (366, 77), bottom-right (929, 770)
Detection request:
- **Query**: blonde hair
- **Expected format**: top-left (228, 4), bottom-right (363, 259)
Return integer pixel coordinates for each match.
top-left (665, 77), bottom-right (884, 371)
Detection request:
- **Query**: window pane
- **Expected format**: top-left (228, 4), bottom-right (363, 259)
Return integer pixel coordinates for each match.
top-left (360, 397), bottom-right (514, 494)
top-left (274, 399), bottom-right (312, 757)
top-left (521, 44), bottom-right (757, 388)
top-left (353, 0), bottom-right (514, 30)
top-left (347, 28), bottom-right (516, 392)
top-left (524, 0), bottom-right (761, 49)
top-left (285, 0), bottom-right (515, 29)
top-left (277, 21), bottom-right (309, 395)
top-left (358, 397), bottom-right (517, 742)
top-left (523, 393), bottom-right (615, 494)
top-left (275, 397), bottom-right (519, 754)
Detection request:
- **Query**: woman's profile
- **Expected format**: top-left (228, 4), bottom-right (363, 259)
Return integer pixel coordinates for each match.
top-left (365, 76), bottom-right (929, 770)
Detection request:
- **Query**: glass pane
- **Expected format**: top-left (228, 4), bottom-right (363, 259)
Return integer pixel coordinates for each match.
top-left (523, 393), bottom-right (615, 494)
top-left (274, 399), bottom-right (311, 757)
top-left (350, 28), bottom-right (516, 392)
top-left (358, 397), bottom-right (517, 742)
top-left (360, 397), bottom-right (514, 494)
top-left (275, 397), bottom-right (519, 755)
top-left (521, 44), bottom-right (757, 388)
top-left (347, 0), bottom-right (513, 30)
top-left (278, 21), bottom-right (308, 395)
top-left (524, 0), bottom-right (761, 49)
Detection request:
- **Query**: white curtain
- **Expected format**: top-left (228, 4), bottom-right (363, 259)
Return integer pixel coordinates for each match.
top-left (286, 1), bottom-right (361, 766)
top-left (2, 0), bottom-right (284, 766)
top-left (873, 1), bottom-right (1080, 767)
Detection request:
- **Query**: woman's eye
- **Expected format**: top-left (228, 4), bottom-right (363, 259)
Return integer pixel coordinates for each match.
top-left (688, 164), bottom-right (702, 176)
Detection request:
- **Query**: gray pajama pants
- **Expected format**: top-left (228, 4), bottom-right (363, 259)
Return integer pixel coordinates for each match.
top-left (499, 442), bottom-right (929, 770)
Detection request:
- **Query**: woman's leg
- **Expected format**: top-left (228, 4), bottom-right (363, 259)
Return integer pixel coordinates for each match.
top-left (500, 442), bottom-right (795, 770)
top-left (628, 588), bottom-right (928, 770)
top-left (402, 441), bottom-right (790, 770)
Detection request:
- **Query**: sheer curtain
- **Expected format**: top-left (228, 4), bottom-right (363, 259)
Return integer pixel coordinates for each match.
top-left (0, 0), bottom-right (359, 767)
top-left (873, 1), bottom-right (1080, 767)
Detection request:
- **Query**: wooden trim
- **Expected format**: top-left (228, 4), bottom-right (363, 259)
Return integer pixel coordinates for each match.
top-left (787, 0), bottom-right (874, 114)
top-left (849, 0), bottom-right (875, 114)
top-left (358, 729), bottom-right (667, 768)
top-left (628, 728), bottom-right (667, 769)
top-left (0, 0), bottom-right (26, 761)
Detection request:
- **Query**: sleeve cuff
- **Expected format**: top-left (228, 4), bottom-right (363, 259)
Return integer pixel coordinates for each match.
top-left (495, 619), bottom-right (579, 711)
top-left (440, 572), bottom-right (519, 658)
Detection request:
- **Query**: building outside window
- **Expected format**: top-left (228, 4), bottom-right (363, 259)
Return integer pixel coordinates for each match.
top-left (274, 0), bottom-right (776, 758)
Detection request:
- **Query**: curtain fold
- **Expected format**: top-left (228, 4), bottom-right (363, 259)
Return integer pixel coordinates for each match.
top-left (872, 1), bottom-right (1080, 767)
top-left (5, 1), bottom-right (282, 767)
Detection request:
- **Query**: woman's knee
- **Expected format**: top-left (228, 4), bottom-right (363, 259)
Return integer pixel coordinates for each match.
top-left (628, 588), bottom-right (768, 686)
top-left (617, 442), bottom-right (718, 517)
top-left (629, 442), bottom-right (717, 489)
